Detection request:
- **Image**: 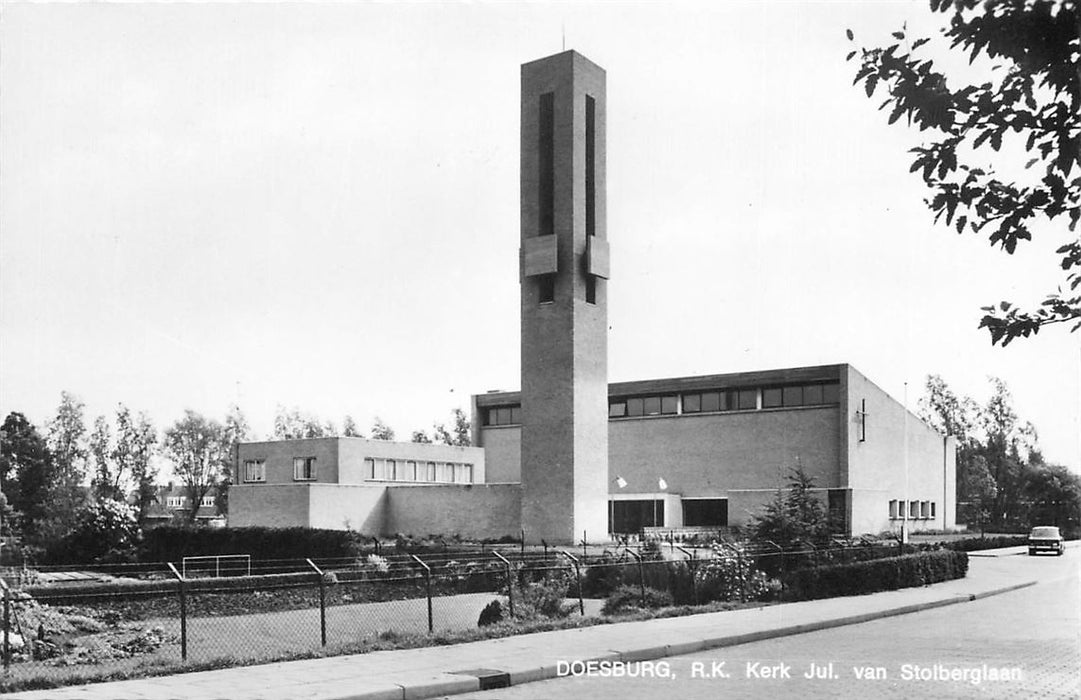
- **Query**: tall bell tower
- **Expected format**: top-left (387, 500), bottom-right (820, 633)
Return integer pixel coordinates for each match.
top-left (519, 51), bottom-right (609, 544)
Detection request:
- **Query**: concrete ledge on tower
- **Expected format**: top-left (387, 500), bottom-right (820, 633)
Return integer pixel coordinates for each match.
top-left (586, 236), bottom-right (609, 279)
top-left (522, 235), bottom-right (558, 277)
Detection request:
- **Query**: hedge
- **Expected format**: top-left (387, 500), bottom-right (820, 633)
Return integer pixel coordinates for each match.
top-left (139, 526), bottom-right (368, 564)
top-left (781, 549), bottom-right (968, 601)
top-left (941, 535), bottom-right (1029, 552)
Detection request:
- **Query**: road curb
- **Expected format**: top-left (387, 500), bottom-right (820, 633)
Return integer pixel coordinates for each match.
top-left (383, 579), bottom-right (1040, 700)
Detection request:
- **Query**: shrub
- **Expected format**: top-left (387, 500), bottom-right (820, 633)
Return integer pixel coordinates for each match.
top-left (578, 557), bottom-right (625, 597)
top-left (46, 501), bottom-right (141, 564)
top-left (782, 549), bottom-right (968, 601)
top-left (695, 546), bottom-right (772, 602)
top-left (477, 599), bottom-right (503, 627)
top-left (601, 585), bottom-right (673, 616)
top-left (512, 571), bottom-right (572, 620)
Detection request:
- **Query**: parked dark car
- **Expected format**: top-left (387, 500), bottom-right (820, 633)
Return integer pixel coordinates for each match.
top-left (1028, 526), bottom-right (1065, 556)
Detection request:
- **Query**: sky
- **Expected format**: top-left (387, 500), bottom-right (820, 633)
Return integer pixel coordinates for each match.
top-left (1, 1), bottom-right (1078, 472)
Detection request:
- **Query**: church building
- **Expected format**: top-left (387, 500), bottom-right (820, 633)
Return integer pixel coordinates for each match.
top-left (231, 50), bottom-right (955, 543)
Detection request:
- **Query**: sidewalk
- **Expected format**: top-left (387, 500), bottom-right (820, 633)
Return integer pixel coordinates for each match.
top-left (7, 552), bottom-right (1042, 700)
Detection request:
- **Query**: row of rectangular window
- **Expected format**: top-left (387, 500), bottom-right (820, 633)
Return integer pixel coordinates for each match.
top-left (484, 405), bottom-right (522, 426)
top-left (166, 496), bottom-right (215, 508)
top-left (244, 457), bottom-right (314, 482)
top-left (364, 458), bottom-right (473, 484)
top-left (243, 458), bottom-right (474, 485)
top-left (610, 383), bottom-right (840, 419)
top-left (889, 499), bottom-right (936, 519)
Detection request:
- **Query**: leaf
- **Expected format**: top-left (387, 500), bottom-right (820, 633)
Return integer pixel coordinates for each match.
top-left (1025, 158), bottom-right (1039, 170)
top-left (846, 28), bottom-right (854, 41)
top-left (892, 31), bottom-right (905, 40)
top-left (955, 215), bottom-right (967, 234)
top-left (865, 75), bottom-right (878, 98)
top-left (912, 37), bottom-right (930, 50)
top-left (846, 50), bottom-right (857, 61)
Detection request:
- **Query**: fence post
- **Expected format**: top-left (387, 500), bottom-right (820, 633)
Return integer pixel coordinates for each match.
top-left (492, 551), bottom-right (514, 619)
top-left (764, 540), bottom-right (784, 597)
top-left (306, 559), bottom-right (327, 647)
top-left (167, 563), bottom-right (187, 662)
top-left (410, 555), bottom-right (433, 633)
top-left (2, 579), bottom-right (10, 672)
top-left (624, 548), bottom-right (646, 605)
top-left (559, 551), bottom-right (584, 616)
top-left (675, 545), bottom-right (698, 605)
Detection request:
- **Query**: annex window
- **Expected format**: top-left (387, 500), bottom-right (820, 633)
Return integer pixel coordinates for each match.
top-left (920, 501), bottom-right (929, 519)
top-left (538, 274), bottom-right (555, 303)
top-left (585, 94), bottom-right (596, 237)
top-left (200, 496), bottom-right (215, 508)
top-left (682, 393), bottom-right (701, 413)
top-left (782, 386), bottom-right (803, 406)
top-left (626, 397), bottom-right (644, 417)
top-left (538, 92), bottom-right (555, 237)
top-left (737, 389), bottom-right (758, 410)
top-left (167, 497), bottom-right (185, 508)
top-left (425, 462), bottom-right (437, 482)
top-left (293, 457), bottom-right (316, 481)
top-left (930, 502), bottom-right (936, 518)
top-left (681, 498), bottom-right (728, 527)
top-left (609, 400), bottom-right (627, 418)
top-left (453, 463), bottom-right (473, 484)
top-left (803, 384), bottom-right (824, 405)
top-left (823, 383), bottom-right (840, 404)
top-left (702, 391), bottom-right (724, 412)
top-left (610, 499), bottom-right (665, 534)
top-left (485, 405), bottom-right (521, 426)
top-left (762, 388), bottom-right (783, 408)
top-left (243, 459), bottom-right (266, 483)
top-left (909, 500), bottom-right (919, 519)
top-left (436, 462), bottom-right (453, 483)
top-left (397, 461), bottom-right (416, 482)
top-left (889, 499), bottom-right (898, 519)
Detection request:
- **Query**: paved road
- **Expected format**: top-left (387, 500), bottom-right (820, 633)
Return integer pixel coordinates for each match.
top-left (451, 551), bottom-right (1079, 700)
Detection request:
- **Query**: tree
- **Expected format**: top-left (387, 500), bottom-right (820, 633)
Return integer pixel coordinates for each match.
top-left (751, 465), bottom-right (828, 546)
top-left (114, 406), bottom-right (158, 527)
top-left (978, 377), bottom-right (1037, 525)
top-left (41, 392), bottom-right (89, 540)
top-left (847, 0), bottom-right (1080, 345)
top-left (433, 408), bottom-right (471, 447)
top-left (0, 412), bottom-right (51, 538)
top-left (1024, 460), bottom-right (1081, 533)
top-left (369, 417), bottom-right (395, 441)
top-left (411, 429), bottom-right (432, 443)
top-left (342, 415), bottom-right (361, 437)
top-left (273, 406), bottom-right (333, 439)
top-left (219, 405), bottom-right (249, 518)
top-left (89, 414), bottom-right (119, 501)
top-left (918, 375), bottom-right (997, 516)
top-left (163, 411), bottom-right (229, 524)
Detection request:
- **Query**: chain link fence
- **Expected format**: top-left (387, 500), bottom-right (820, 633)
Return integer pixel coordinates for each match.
top-left (0, 539), bottom-right (907, 692)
